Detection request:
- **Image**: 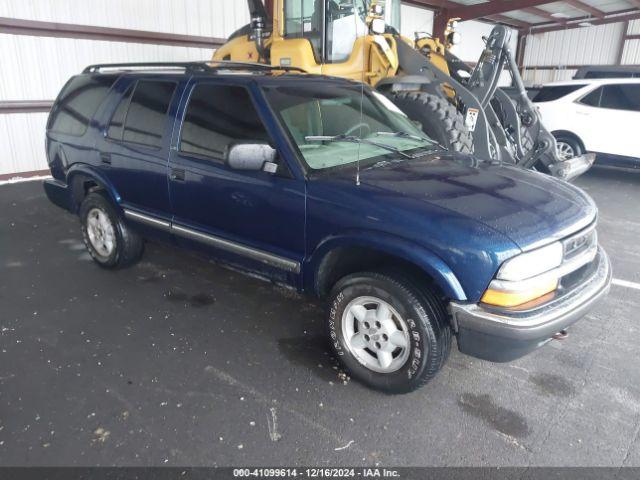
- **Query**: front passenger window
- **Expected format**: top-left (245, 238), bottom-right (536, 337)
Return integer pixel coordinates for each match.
top-left (180, 84), bottom-right (271, 160)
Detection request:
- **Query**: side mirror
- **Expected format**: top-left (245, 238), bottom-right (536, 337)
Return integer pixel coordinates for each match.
top-left (226, 143), bottom-right (278, 173)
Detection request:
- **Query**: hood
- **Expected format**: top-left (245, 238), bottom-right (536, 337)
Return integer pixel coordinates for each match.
top-left (344, 152), bottom-right (597, 250)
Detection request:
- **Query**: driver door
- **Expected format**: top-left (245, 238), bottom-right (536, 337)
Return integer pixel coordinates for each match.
top-left (168, 80), bottom-right (306, 286)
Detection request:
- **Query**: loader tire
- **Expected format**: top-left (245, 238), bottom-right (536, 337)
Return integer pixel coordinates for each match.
top-left (386, 91), bottom-right (473, 154)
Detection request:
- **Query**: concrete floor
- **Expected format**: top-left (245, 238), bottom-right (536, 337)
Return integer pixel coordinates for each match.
top-left (1, 167), bottom-right (639, 467)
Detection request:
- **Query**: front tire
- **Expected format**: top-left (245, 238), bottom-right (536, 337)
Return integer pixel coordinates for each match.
top-left (79, 192), bottom-right (144, 269)
top-left (327, 272), bottom-right (452, 394)
top-left (386, 91), bottom-right (473, 154)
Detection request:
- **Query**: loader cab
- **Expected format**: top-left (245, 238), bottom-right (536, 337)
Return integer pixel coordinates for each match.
top-left (268, 0), bottom-right (400, 83)
top-left (281, 0), bottom-right (368, 63)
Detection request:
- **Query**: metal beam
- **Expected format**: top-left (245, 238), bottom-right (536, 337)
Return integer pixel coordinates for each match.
top-left (563, 0), bottom-right (605, 18)
top-left (523, 6), bottom-right (566, 23)
top-left (486, 14), bottom-right (534, 28)
top-left (449, 0), bottom-right (558, 21)
top-left (401, 0), bottom-right (459, 9)
top-left (525, 7), bottom-right (638, 29)
top-left (0, 100), bottom-right (53, 114)
top-left (530, 10), bottom-right (640, 34)
top-left (0, 17), bottom-right (225, 49)
top-left (521, 63), bottom-right (640, 69)
top-left (617, 21), bottom-right (629, 64)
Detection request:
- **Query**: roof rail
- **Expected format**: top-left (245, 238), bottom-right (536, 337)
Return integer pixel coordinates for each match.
top-left (83, 61), bottom-right (306, 74)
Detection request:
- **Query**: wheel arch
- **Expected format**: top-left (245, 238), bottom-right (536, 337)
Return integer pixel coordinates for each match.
top-left (66, 164), bottom-right (121, 213)
top-left (551, 130), bottom-right (586, 153)
top-left (308, 234), bottom-right (467, 302)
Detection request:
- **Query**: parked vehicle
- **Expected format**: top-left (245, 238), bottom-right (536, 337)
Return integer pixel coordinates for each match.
top-left (533, 78), bottom-right (640, 168)
top-left (574, 65), bottom-right (640, 79)
top-left (214, 0), bottom-right (594, 180)
top-left (44, 63), bottom-right (611, 393)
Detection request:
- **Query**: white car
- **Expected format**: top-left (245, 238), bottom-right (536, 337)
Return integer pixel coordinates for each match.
top-left (533, 78), bottom-right (640, 167)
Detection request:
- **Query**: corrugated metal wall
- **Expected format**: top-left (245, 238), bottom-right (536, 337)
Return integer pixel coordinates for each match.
top-left (1, 0), bottom-right (436, 177)
top-left (0, 0), bottom-right (249, 177)
top-left (521, 22), bottom-right (627, 85)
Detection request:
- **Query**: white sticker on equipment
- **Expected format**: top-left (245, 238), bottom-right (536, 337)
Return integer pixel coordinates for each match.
top-left (465, 108), bottom-right (479, 132)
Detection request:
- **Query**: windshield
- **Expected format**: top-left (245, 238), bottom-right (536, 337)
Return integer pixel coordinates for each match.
top-left (263, 83), bottom-right (438, 170)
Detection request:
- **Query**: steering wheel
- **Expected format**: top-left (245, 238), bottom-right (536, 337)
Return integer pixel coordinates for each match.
top-left (344, 122), bottom-right (371, 137)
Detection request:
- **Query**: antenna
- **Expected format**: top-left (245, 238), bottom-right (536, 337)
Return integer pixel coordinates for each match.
top-left (355, 5), bottom-right (367, 187)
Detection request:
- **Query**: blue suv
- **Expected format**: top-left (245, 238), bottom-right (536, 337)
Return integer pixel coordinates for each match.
top-left (44, 62), bottom-right (612, 393)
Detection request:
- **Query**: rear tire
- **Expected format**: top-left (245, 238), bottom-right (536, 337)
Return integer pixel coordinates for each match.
top-left (554, 133), bottom-right (583, 160)
top-left (79, 192), bottom-right (144, 269)
top-left (327, 271), bottom-right (452, 394)
top-left (386, 91), bottom-right (473, 154)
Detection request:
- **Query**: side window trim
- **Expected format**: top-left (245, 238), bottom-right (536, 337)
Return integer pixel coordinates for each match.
top-left (106, 82), bottom-right (135, 142)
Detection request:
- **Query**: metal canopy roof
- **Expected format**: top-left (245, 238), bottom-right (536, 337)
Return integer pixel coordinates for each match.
top-left (404, 0), bottom-right (640, 34)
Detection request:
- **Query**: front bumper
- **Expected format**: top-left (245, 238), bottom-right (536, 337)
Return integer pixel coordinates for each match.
top-left (450, 247), bottom-right (611, 362)
top-left (548, 153), bottom-right (596, 181)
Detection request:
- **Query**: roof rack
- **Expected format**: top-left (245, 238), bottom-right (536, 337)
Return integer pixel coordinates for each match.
top-left (83, 61), bottom-right (306, 74)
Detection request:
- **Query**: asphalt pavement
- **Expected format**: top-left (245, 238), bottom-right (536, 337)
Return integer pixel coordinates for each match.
top-left (1, 167), bottom-right (639, 467)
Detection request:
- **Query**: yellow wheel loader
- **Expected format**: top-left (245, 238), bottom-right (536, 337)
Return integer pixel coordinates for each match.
top-left (213, 0), bottom-right (594, 180)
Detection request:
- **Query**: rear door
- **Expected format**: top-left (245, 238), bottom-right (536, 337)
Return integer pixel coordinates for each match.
top-left (168, 80), bottom-right (306, 285)
top-left (98, 77), bottom-right (183, 220)
top-left (575, 83), bottom-right (640, 157)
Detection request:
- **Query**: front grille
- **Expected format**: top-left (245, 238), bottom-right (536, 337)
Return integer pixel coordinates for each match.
top-left (557, 223), bottom-right (599, 294)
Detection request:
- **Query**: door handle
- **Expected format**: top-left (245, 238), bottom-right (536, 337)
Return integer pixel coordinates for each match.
top-left (100, 152), bottom-right (112, 165)
top-left (170, 168), bottom-right (186, 182)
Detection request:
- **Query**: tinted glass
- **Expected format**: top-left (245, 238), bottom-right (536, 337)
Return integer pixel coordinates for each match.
top-left (107, 84), bottom-right (134, 140)
top-left (48, 75), bottom-right (117, 136)
top-left (532, 84), bottom-right (586, 102)
top-left (600, 84), bottom-right (640, 112)
top-left (180, 84), bottom-right (270, 160)
top-left (579, 87), bottom-right (602, 107)
top-left (123, 81), bottom-right (177, 148)
top-left (584, 71), bottom-right (636, 79)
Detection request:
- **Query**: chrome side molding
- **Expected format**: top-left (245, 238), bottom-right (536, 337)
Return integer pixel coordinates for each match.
top-left (123, 209), bottom-right (171, 231)
top-left (123, 208), bottom-right (300, 274)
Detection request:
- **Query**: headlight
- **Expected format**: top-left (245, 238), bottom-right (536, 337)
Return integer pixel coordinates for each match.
top-left (497, 242), bottom-right (562, 281)
top-left (481, 242), bottom-right (563, 308)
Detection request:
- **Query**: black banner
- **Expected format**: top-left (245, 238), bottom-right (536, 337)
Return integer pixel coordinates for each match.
top-left (0, 468), bottom-right (638, 480)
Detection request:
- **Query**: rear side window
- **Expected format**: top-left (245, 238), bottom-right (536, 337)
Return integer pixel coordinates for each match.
top-left (579, 87), bottom-right (602, 107)
top-left (532, 84), bottom-right (586, 102)
top-left (116, 80), bottom-right (177, 148)
top-left (600, 84), bottom-right (640, 112)
top-left (48, 75), bottom-right (117, 136)
top-left (179, 84), bottom-right (270, 160)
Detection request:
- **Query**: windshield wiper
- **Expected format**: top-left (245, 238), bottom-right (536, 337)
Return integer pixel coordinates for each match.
top-left (304, 134), bottom-right (413, 158)
top-left (373, 131), bottom-right (446, 150)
